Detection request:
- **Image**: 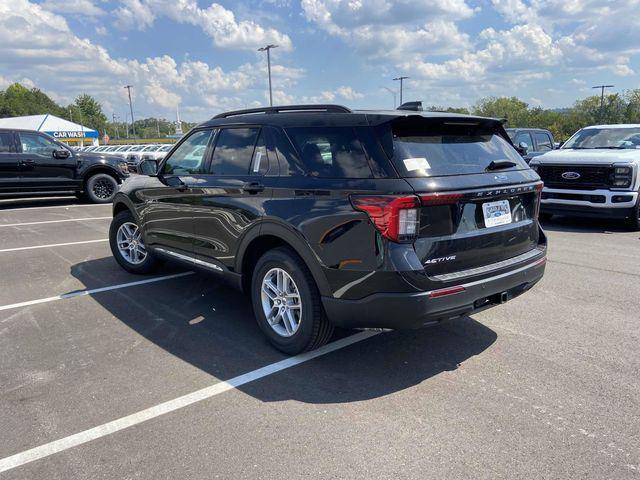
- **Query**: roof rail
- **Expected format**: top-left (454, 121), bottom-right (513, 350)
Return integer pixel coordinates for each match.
top-left (213, 104), bottom-right (352, 119)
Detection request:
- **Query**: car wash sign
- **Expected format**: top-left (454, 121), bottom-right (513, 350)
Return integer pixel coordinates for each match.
top-left (44, 130), bottom-right (99, 139)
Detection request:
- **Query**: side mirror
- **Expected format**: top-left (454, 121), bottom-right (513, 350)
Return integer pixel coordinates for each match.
top-left (518, 141), bottom-right (529, 152)
top-left (53, 148), bottom-right (70, 159)
top-left (138, 159), bottom-right (159, 175)
top-left (557, 141), bottom-right (564, 148)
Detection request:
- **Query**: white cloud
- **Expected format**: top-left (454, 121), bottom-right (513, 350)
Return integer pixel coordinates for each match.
top-left (113, 0), bottom-right (292, 51)
top-left (301, 85), bottom-right (364, 103)
top-left (0, 0), bottom-right (301, 121)
top-left (301, 0), bottom-right (473, 60)
top-left (41, 0), bottom-right (105, 17)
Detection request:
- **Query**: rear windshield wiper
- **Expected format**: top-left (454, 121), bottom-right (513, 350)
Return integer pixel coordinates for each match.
top-left (486, 160), bottom-right (517, 171)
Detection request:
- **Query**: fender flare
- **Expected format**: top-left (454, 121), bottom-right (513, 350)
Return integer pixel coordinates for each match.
top-left (83, 164), bottom-right (124, 183)
top-left (235, 220), bottom-right (332, 297)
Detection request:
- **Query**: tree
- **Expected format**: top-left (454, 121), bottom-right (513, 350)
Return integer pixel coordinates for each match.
top-left (472, 97), bottom-right (531, 126)
top-left (572, 94), bottom-right (627, 126)
top-left (0, 83), bottom-right (66, 118)
top-left (68, 94), bottom-right (107, 132)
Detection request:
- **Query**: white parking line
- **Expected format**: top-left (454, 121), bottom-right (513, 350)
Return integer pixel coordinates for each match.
top-left (0, 217), bottom-right (111, 227)
top-left (0, 203), bottom-right (111, 212)
top-left (0, 272), bottom-right (194, 312)
top-left (0, 239), bottom-right (108, 253)
top-left (0, 330), bottom-right (379, 474)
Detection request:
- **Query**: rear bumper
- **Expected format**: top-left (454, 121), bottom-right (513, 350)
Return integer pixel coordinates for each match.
top-left (321, 257), bottom-right (546, 329)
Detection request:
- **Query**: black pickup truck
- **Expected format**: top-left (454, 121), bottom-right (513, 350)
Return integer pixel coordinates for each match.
top-left (506, 128), bottom-right (556, 163)
top-left (0, 128), bottom-right (129, 203)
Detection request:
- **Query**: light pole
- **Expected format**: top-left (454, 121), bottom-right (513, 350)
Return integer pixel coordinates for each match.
top-left (393, 76), bottom-right (409, 105)
top-left (380, 86), bottom-right (397, 108)
top-left (112, 114), bottom-right (120, 139)
top-left (124, 85), bottom-right (136, 138)
top-left (124, 112), bottom-right (129, 139)
top-left (258, 44), bottom-right (278, 106)
top-left (592, 84), bottom-right (614, 122)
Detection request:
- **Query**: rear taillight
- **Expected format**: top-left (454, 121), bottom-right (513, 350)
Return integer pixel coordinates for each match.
top-left (418, 193), bottom-right (463, 206)
top-left (350, 195), bottom-right (420, 242)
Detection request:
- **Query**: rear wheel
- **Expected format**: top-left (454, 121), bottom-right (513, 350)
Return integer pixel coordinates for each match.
top-left (86, 173), bottom-right (118, 203)
top-left (109, 210), bottom-right (158, 274)
top-left (251, 247), bottom-right (334, 355)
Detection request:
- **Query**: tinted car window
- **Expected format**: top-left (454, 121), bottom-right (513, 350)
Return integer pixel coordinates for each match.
top-left (19, 133), bottom-right (59, 157)
top-left (513, 132), bottom-right (534, 149)
top-left (286, 127), bottom-right (373, 178)
top-left (162, 129), bottom-right (213, 175)
top-left (0, 132), bottom-right (15, 153)
top-left (534, 132), bottom-right (553, 151)
top-left (210, 128), bottom-right (259, 175)
top-left (251, 130), bottom-right (269, 175)
top-left (382, 122), bottom-right (527, 177)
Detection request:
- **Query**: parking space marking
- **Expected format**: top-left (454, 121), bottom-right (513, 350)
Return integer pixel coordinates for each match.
top-left (0, 272), bottom-right (194, 312)
top-left (0, 204), bottom-right (111, 212)
top-left (0, 217), bottom-right (111, 228)
top-left (0, 330), bottom-right (379, 473)
top-left (0, 239), bottom-right (108, 253)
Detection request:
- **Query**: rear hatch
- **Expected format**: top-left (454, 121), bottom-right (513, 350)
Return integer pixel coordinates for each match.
top-left (377, 116), bottom-right (543, 279)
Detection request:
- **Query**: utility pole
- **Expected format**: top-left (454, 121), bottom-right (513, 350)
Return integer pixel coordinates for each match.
top-left (124, 85), bottom-right (136, 138)
top-left (124, 112), bottom-right (129, 139)
top-left (393, 76), bottom-right (409, 105)
top-left (112, 114), bottom-right (119, 139)
top-left (592, 84), bottom-right (614, 122)
top-left (258, 44), bottom-right (278, 106)
top-left (380, 86), bottom-right (397, 108)
top-left (156, 118), bottom-right (160, 137)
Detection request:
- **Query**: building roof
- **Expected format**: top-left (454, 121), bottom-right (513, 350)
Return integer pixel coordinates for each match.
top-left (0, 114), bottom-right (97, 134)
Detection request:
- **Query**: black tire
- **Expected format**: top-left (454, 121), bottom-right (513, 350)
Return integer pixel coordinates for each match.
top-left (86, 173), bottom-right (119, 203)
top-left (109, 210), bottom-right (159, 274)
top-left (251, 247), bottom-right (334, 355)
top-left (538, 212), bottom-right (553, 222)
top-left (626, 196), bottom-right (640, 231)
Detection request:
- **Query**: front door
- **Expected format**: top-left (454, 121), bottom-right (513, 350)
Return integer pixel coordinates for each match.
top-left (17, 132), bottom-right (77, 192)
top-left (141, 128), bottom-right (215, 257)
top-left (0, 131), bottom-right (20, 193)
top-left (192, 127), bottom-right (274, 271)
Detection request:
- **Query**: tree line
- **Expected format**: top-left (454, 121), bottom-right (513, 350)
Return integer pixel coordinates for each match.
top-left (0, 83), bottom-right (195, 140)
top-left (3, 82), bottom-right (640, 141)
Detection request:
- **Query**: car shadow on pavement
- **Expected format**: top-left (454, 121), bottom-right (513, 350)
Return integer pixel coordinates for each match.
top-left (71, 258), bottom-right (497, 404)
top-left (540, 216), bottom-right (631, 234)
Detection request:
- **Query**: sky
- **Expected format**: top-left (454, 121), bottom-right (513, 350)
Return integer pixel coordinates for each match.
top-left (0, 0), bottom-right (638, 122)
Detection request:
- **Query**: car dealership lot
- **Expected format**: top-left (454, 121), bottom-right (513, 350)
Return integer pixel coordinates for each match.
top-left (0, 199), bottom-right (638, 479)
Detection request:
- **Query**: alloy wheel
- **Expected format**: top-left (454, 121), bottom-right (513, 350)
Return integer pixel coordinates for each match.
top-left (116, 222), bottom-right (147, 265)
top-left (261, 267), bottom-right (302, 337)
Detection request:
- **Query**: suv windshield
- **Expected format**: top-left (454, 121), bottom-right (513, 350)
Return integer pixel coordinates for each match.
top-left (380, 121), bottom-right (526, 177)
top-left (562, 127), bottom-right (640, 149)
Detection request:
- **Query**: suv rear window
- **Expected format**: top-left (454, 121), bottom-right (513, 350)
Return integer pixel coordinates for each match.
top-left (286, 127), bottom-right (373, 178)
top-left (0, 132), bottom-right (15, 153)
top-left (379, 121), bottom-right (527, 177)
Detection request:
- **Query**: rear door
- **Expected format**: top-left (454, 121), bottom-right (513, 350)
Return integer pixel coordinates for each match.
top-left (0, 131), bottom-right (20, 193)
top-left (192, 126), bottom-right (273, 271)
top-left (380, 118), bottom-right (542, 279)
top-left (17, 131), bottom-right (77, 191)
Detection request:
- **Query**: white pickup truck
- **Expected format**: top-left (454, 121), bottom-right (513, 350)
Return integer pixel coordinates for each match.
top-left (529, 124), bottom-right (640, 230)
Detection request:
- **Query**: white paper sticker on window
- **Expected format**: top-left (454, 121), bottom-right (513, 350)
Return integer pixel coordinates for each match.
top-left (403, 157), bottom-right (430, 171)
top-left (253, 151), bottom-right (263, 172)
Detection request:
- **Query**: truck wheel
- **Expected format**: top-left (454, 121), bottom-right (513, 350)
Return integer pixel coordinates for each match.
top-left (251, 247), bottom-right (334, 355)
top-left (86, 173), bottom-right (118, 203)
top-left (109, 210), bottom-right (159, 274)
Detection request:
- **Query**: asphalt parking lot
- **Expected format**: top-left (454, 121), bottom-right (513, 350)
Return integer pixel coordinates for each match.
top-left (0, 197), bottom-right (638, 480)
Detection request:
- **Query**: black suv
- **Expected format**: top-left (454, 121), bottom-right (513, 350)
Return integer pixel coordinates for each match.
top-left (109, 105), bottom-right (547, 354)
top-left (0, 128), bottom-right (129, 203)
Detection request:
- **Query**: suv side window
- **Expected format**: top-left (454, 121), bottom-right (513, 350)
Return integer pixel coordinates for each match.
top-left (19, 132), bottom-right (58, 157)
top-left (0, 132), bottom-right (15, 153)
top-left (162, 129), bottom-right (213, 175)
top-left (210, 128), bottom-right (260, 176)
top-left (251, 130), bottom-right (269, 175)
top-left (286, 127), bottom-right (373, 178)
top-left (534, 132), bottom-right (553, 151)
top-left (513, 131), bottom-right (534, 150)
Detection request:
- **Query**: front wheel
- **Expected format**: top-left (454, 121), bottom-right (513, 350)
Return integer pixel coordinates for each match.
top-left (626, 196), bottom-right (640, 231)
top-left (109, 210), bottom-right (158, 274)
top-left (86, 173), bottom-right (119, 203)
top-left (251, 247), bottom-right (334, 355)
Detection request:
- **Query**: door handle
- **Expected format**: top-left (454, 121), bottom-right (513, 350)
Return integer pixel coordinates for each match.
top-left (242, 182), bottom-right (265, 194)
top-left (20, 159), bottom-right (36, 166)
